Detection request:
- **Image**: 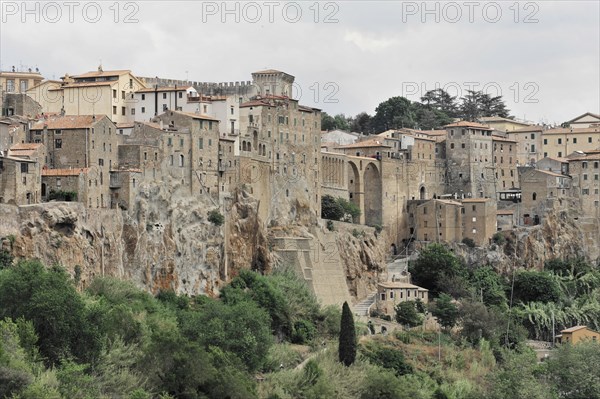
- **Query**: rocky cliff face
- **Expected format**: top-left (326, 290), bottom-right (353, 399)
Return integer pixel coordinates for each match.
top-left (452, 208), bottom-right (599, 272)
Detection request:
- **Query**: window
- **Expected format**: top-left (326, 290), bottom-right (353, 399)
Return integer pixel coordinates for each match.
top-left (389, 291), bottom-right (394, 299)
top-left (180, 138), bottom-right (184, 147)
top-left (558, 138), bottom-right (562, 144)
top-left (450, 143), bottom-right (455, 149)
top-left (584, 174), bottom-right (588, 180)
top-left (55, 139), bottom-right (62, 148)
top-left (162, 93), bottom-right (167, 99)
top-left (380, 293), bottom-right (386, 301)
top-left (533, 192), bottom-right (537, 201)
top-left (121, 91), bottom-right (125, 99)
top-left (573, 138), bottom-right (578, 144)
top-left (583, 188), bottom-right (589, 195)
top-left (131, 108), bottom-right (135, 115)
top-left (472, 217), bottom-right (477, 222)
top-left (6, 79), bottom-right (15, 92)
top-left (141, 94), bottom-right (146, 100)
top-left (583, 162), bottom-right (588, 169)
top-left (558, 152), bottom-right (562, 157)
top-left (230, 106), bottom-right (234, 115)
top-left (531, 133), bottom-right (535, 139)
top-left (208, 139), bottom-right (212, 146)
top-left (112, 106), bottom-right (117, 114)
top-left (472, 205), bottom-right (476, 211)
top-left (424, 221), bottom-right (428, 228)
top-left (544, 139), bottom-right (548, 145)
top-left (178, 92), bottom-right (182, 98)
top-left (98, 159), bottom-right (104, 166)
top-left (198, 138), bottom-right (203, 149)
top-left (461, 143), bottom-right (465, 149)
top-left (168, 137), bottom-right (172, 146)
top-left (589, 137), bottom-right (593, 143)
top-left (112, 89), bottom-right (117, 98)
top-left (472, 228), bottom-right (477, 234)
top-left (162, 104), bottom-right (168, 111)
top-left (141, 107), bottom-right (145, 113)
top-left (169, 155), bottom-right (174, 166)
top-left (179, 154), bottom-right (184, 167)
top-left (423, 207), bottom-right (427, 215)
top-left (20, 163), bottom-right (28, 173)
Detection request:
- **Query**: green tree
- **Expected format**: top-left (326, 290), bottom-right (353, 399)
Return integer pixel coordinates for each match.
top-left (207, 209), bottom-right (224, 226)
top-left (412, 102), bottom-right (453, 130)
top-left (321, 195), bottom-right (345, 221)
top-left (544, 341), bottom-right (600, 399)
top-left (395, 301), bottom-right (423, 329)
top-left (0, 250), bottom-right (13, 270)
top-left (350, 112), bottom-right (373, 134)
top-left (372, 96), bottom-right (417, 132)
top-left (470, 266), bottom-right (507, 307)
top-left (321, 112), bottom-right (336, 131)
top-left (458, 300), bottom-right (503, 345)
top-left (513, 270), bottom-right (562, 304)
top-left (0, 260), bottom-right (100, 365)
top-left (487, 349), bottom-right (555, 399)
top-left (338, 301), bottom-right (356, 366)
top-left (420, 88), bottom-right (459, 118)
top-left (410, 244), bottom-right (467, 297)
top-left (430, 293), bottom-right (459, 331)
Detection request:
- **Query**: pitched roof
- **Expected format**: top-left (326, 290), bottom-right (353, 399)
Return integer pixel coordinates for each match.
top-left (72, 69), bottom-right (131, 79)
top-left (136, 86), bottom-right (192, 93)
top-left (31, 115), bottom-right (107, 130)
top-left (444, 121), bottom-right (493, 130)
top-left (567, 112), bottom-right (600, 123)
top-left (42, 168), bottom-right (88, 176)
top-left (543, 127), bottom-right (600, 135)
top-left (561, 325), bottom-right (590, 333)
top-left (378, 281), bottom-right (428, 290)
top-left (510, 125), bottom-right (545, 133)
top-left (462, 198), bottom-right (493, 203)
top-left (8, 143), bottom-right (43, 151)
top-left (335, 139), bottom-right (391, 149)
top-left (533, 169), bottom-right (569, 178)
top-left (171, 110), bottom-right (219, 121)
top-left (479, 116), bottom-right (531, 126)
top-left (492, 136), bottom-right (517, 143)
top-left (62, 81), bottom-right (114, 88)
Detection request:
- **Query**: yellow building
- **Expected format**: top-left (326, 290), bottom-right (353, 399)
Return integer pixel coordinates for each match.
top-left (507, 125), bottom-right (544, 166)
top-left (375, 281), bottom-right (429, 317)
top-left (479, 116), bottom-right (532, 132)
top-left (542, 126), bottom-right (600, 159)
top-left (0, 69), bottom-right (44, 93)
top-left (27, 67), bottom-right (147, 124)
top-left (556, 326), bottom-right (600, 344)
top-left (461, 198), bottom-right (497, 246)
top-left (567, 112), bottom-right (600, 129)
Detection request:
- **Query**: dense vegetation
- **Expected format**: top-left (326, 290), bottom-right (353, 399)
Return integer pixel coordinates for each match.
top-left (321, 88), bottom-right (511, 133)
top-left (1, 251), bottom-right (599, 398)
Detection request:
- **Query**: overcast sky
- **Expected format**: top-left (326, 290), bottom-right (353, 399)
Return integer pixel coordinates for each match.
top-left (1, 0), bottom-right (598, 125)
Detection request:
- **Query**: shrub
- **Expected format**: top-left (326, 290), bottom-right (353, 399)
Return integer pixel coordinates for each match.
top-left (47, 190), bottom-right (78, 202)
top-left (326, 220), bottom-right (335, 231)
top-left (321, 195), bottom-right (344, 220)
top-left (492, 232), bottom-right (505, 245)
top-left (291, 319), bottom-right (317, 344)
top-left (395, 301), bottom-right (423, 328)
top-left (462, 237), bottom-right (476, 248)
top-left (0, 250), bottom-right (13, 270)
top-left (207, 209), bottom-right (224, 226)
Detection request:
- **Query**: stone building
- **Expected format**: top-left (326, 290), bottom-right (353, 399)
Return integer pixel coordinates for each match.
top-left (408, 199), bottom-right (463, 243)
top-left (0, 143), bottom-right (45, 206)
top-left (492, 136), bottom-right (518, 192)
top-left (0, 153), bottom-right (41, 205)
top-left (461, 198), bottom-right (497, 246)
top-left (0, 117), bottom-right (28, 153)
top-left (445, 121), bottom-right (495, 199)
top-left (152, 110), bottom-right (223, 199)
top-left (238, 89), bottom-right (322, 224)
top-left (375, 281), bottom-right (429, 317)
top-left (519, 167), bottom-right (572, 225)
top-left (41, 168), bottom-right (89, 203)
top-left (30, 115), bottom-right (120, 208)
top-left (496, 210), bottom-right (515, 231)
top-left (567, 152), bottom-right (600, 218)
top-left (1, 92), bottom-right (42, 118)
top-left (507, 125), bottom-right (544, 166)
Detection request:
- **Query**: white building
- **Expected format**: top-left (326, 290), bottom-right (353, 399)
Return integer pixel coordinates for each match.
top-left (128, 86), bottom-right (212, 122)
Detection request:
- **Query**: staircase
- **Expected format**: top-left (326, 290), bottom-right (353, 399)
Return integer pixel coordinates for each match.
top-left (353, 292), bottom-right (377, 316)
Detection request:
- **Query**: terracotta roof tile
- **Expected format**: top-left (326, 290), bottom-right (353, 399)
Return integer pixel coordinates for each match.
top-left (42, 168), bottom-right (88, 176)
top-left (444, 121), bottom-right (493, 130)
top-left (31, 115), bottom-right (107, 130)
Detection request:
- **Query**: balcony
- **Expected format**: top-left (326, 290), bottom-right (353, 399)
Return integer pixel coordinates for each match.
top-left (109, 173), bottom-right (121, 188)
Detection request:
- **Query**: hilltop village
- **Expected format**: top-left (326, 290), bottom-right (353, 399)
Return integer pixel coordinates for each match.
top-left (1, 66), bottom-right (600, 301)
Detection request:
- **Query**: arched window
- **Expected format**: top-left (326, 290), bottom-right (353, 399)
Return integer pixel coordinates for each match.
top-left (179, 154), bottom-right (184, 167)
top-left (532, 192), bottom-right (537, 201)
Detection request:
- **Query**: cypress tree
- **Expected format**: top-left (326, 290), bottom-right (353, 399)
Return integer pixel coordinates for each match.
top-left (338, 301), bottom-right (356, 366)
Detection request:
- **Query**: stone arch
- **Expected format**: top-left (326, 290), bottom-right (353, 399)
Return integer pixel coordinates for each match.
top-left (363, 162), bottom-right (382, 226)
top-left (420, 185), bottom-right (426, 200)
top-left (348, 161), bottom-right (360, 208)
